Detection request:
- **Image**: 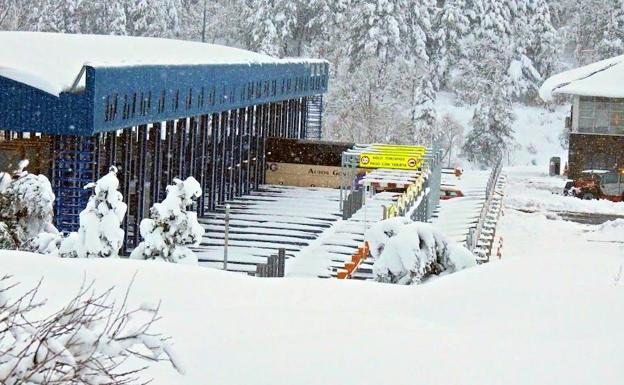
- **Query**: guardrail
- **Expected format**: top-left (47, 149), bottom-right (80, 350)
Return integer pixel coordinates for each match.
top-left (465, 159), bottom-right (505, 261)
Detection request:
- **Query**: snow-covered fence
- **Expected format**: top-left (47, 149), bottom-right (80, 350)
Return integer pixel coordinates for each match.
top-left (465, 159), bottom-right (505, 260)
top-left (255, 248), bottom-right (286, 277)
top-left (342, 189), bottom-right (364, 220)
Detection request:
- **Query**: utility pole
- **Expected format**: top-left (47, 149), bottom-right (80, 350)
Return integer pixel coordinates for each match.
top-left (201, 0), bottom-right (207, 43)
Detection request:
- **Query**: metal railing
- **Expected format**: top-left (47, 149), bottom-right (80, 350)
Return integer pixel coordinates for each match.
top-left (466, 158), bottom-right (504, 261)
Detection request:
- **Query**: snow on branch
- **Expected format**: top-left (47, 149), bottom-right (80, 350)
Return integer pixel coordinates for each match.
top-left (130, 177), bottom-right (204, 265)
top-left (0, 159), bottom-right (59, 251)
top-left (58, 166), bottom-right (127, 258)
top-left (0, 274), bottom-right (184, 385)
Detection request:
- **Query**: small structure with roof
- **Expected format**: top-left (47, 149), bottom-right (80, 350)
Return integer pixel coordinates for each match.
top-left (0, 32), bottom-right (328, 250)
top-left (540, 56), bottom-right (624, 178)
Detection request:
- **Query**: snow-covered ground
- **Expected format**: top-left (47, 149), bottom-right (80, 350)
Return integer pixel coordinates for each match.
top-left (1, 167), bottom-right (622, 385)
top-left (505, 166), bottom-right (624, 216)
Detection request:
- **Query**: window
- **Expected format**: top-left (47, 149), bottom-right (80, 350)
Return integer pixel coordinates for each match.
top-left (578, 96), bottom-right (624, 134)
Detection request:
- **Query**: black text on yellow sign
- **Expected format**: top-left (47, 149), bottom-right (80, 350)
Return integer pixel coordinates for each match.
top-left (358, 153), bottom-right (423, 170)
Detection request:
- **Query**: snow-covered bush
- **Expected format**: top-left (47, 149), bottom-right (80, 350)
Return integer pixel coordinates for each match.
top-left (130, 177), bottom-right (204, 265)
top-left (365, 216), bottom-right (414, 259)
top-left (0, 275), bottom-right (184, 385)
top-left (58, 166), bottom-right (127, 258)
top-left (367, 219), bottom-right (477, 285)
top-left (0, 161), bottom-right (58, 250)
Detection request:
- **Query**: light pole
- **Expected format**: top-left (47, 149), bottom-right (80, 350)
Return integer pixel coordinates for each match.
top-left (201, 0), bottom-right (207, 43)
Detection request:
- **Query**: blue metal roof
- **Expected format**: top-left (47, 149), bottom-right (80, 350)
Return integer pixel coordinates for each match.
top-left (0, 61), bottom-right (329, 136)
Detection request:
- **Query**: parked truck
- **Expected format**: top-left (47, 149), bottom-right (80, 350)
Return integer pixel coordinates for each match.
top-left (563, 169), bottom-right (624, 202)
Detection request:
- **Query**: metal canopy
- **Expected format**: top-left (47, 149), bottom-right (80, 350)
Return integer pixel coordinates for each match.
top-left (0, 61), bottom-right (329, 136)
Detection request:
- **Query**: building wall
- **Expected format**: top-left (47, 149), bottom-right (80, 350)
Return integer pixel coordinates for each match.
top-left (568, 133), bottom-right (624, 178)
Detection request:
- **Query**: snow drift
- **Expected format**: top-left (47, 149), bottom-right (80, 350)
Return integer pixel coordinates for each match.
top-left (1, 244), bottom-right (623, 385)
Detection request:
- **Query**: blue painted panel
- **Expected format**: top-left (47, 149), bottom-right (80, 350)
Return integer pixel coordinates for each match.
top-left (0, 60), bottom-right (329, 136)
top-left (0, 76), bottom-right (90, 135)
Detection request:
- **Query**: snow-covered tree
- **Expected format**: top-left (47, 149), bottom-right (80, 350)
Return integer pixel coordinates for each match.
top-left (432, 0), bottom-right (470, 88)
top-left (58, 166), bottom-right (127, 259)
top-left (31, 0), bottom-right (82, 33)
top-left (130, 177), bottom-right (204, 264)
top-left (0, 161), bottom-right (57, 250)
top-left (526, 0), bottom-right (562, 85)
top-left (325, 58), bottom-right (413, 144)
top-left (366, 219), bottom-right (476, 285)
top-left (462, 94), bottom-right (515, 167)
top-left (78, 0), bottom-right (127, 35)
top-left (596, 0), bottom-right (624, 59)
top-left (347, 0), bottom-right (409, 67)
top-left (126, 0), bottom-right (181, 38)
top-left (0, 275), bottom-right (184, 385)
top-left (243, 0), bottom-right (286, 56)
top-left (438, 114), bottom-right (464, 167)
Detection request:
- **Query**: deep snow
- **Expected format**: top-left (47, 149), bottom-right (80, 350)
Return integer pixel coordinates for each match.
top-left (2, 163), bottom-right (623, 385)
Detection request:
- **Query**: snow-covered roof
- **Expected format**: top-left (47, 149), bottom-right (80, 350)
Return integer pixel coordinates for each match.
top-left (539, 55), bottom-right (624, 101)
top-left (0, 32), bottom-right (315, 96)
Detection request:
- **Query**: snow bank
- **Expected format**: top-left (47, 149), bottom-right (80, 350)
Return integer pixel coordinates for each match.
top-left (1, 238), bottom-right (623, 385)
top-left (0, 32), bottom-right (320, 96)
top-left (591, 218), bottom-right (624, 242)
top-left (539, 55), bottom-right (624, 101)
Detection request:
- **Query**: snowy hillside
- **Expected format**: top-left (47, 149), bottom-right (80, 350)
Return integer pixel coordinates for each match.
top-left (436, 92), bottom-right (569, 168)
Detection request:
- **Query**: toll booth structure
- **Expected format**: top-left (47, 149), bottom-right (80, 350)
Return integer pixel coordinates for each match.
top-left (0, 32), bottom-right (329, 252)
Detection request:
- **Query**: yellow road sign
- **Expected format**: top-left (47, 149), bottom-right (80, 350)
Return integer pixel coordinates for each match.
top-left (358, 152), bottom-right (423, 170)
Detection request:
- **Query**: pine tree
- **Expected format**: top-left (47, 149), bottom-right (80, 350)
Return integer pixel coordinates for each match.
top-left (527, 0), bottom-right (562, 84)
top-left (433, 0), bottom-right (470, 88)
top-left (243, 0), bottom-right (284, 56)
top-left (130, 177), bottom-right (204, 265)
top-left (126, 0), bottom-right (180, 38)
top-left (58, 166), bottom-right (127, 258)
top-left (32, 0), bottom-right (82, 33)
top-left (597, 0), bottom-right (624, 59)
top-left (78, 0), bottom-right (127, 35)
top-left (462, 91), bottom-right (515, 167)
top-left (348, 0), bottom-right (409, 67)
